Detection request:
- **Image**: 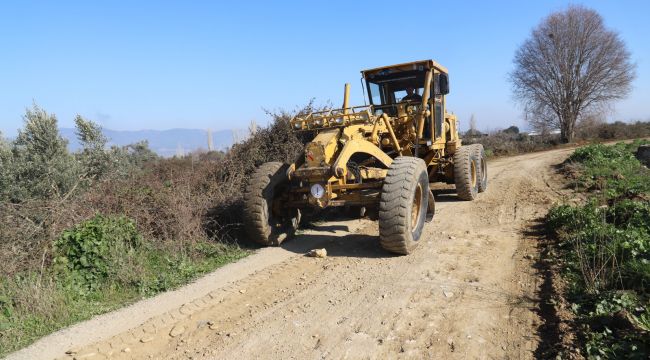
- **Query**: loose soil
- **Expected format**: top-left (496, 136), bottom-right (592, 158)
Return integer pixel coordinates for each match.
top-left (8, 147), bottom-right (576, 360)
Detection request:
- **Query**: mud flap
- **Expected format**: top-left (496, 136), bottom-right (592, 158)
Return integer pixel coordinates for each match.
top-left (425, 189), bottom-right (435, 222)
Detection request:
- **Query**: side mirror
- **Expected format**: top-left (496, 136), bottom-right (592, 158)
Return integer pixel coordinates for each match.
top-left (439, 73), bottom-right (450, 95)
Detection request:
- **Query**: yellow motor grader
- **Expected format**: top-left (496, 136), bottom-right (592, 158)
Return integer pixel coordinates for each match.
top-left (244, 60), bottom-right (487, 254)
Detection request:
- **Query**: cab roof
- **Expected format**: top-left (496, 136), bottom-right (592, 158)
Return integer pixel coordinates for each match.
top-left (361, 59), bottom-right (448, 77)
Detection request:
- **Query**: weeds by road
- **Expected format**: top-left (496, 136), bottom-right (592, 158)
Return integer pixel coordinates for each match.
top-left (547, 140), bottom-right (650, 358)
top-left (0, 215), bottom-right (247, 357)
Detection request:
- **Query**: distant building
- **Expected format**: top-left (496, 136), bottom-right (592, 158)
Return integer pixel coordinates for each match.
top-left (527, 129), bottom-right (561, 137)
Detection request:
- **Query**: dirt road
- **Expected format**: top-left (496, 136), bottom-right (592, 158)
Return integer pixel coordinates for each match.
top-left (10, 147), bottom-right (575, 360)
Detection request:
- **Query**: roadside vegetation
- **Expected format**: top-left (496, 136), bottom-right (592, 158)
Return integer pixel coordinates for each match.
top-left (0, 103), bottom-right (313, 356)
top-left (463, 120), bottom-right (650, 157)
top-left (547, 141), bottom-right (650, 358)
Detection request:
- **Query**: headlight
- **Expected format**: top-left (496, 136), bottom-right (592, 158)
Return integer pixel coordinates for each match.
top-left (335, 117), bottom-right (344, 124)
top-left (293, 122), bottom-right (302, 129)
top-left (310, 184), bottom-right (325, 199)
top-left (313, 119), bottom-right (322, 126)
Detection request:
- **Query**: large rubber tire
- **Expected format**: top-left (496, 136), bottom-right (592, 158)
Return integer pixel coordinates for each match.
top-left (379, 157), bottom-right (429, 255)
top-left (453, 146), bottom-right (479, 200)
top-left (471, 144), bottom-right (488, 193)
top-left (243, 162), bottom-right (297, 246)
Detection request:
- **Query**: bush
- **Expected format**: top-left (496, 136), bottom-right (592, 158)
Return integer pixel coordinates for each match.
top-left (463, 131), bottom-right (560, 157)
top-left (74, 115), bottom-right (111, 181)
top-left (465, 120), bottom-right (650, 158)
top-left (0, 102), bottom-right (319, 273)
top-left (0, 215), bottom-right (247, 356)
top-left (593, 121), bottom-right (650, 141)
top-left (566, 141), bottom-right (650, 200)
top-left (53, 215), bottom-right (142, 291)
top-left (7, 105), bottom-right (81, 202)
top-left (0, 102), bottom-right (320, 355)
top-left (0, 106), bottom-right (164, 277)
top-left (608, 200), bottom-right (650, 229)
top-left (0, 133), bottom-right (12, 198)
top-left (548, 142), bottom-right (650, 358)
top-left (78, 103), bottom-right (319, 248)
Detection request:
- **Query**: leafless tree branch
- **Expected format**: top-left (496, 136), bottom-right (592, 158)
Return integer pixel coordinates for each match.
top-left (510, 5), bottom-right (635, 142)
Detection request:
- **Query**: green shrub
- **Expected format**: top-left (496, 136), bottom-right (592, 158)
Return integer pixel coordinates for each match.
top-left (569, 143), bottom-right (635, 163)
top-left (8, 104), bottom-right (81, 202)
top-left (53, 215), bottom-right (142, 291)
top-left (566, 141), bottom-right (650, 200)
top-left (0, 102), bottom-right (318, 354)
top-left (547, 202), bottom-right (602, 234)
top-left (609, 199), bottom-right (650, 229)
top-left (463, 131), bottom-right (560, 157)
top-left (0, 133), bottom-right (11, 199)
top-left (582, 292), bottom-right (650, 359)
top-left (548, 141), bottom-right (650, 358)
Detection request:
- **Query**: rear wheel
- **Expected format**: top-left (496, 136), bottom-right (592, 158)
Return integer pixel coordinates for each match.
top-left (471, 144), bottom-right (488, 192)
top-left (379, 157), bottom-right (429, 255)
top-left (243, 162), bottom-right (298, 245)
top-left (453, 146), bottom-right (479, 200)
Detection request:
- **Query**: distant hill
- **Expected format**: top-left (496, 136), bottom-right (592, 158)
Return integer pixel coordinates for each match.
top-left (60, 128), bottom-right (235, 157)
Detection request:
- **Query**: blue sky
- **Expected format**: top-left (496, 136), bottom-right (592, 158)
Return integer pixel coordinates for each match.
top-left (1, 0), bottom-right (648, 136)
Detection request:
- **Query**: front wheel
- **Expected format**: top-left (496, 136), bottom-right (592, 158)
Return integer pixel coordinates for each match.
top-left (378, 157), bottom-right (429, 255)
top-left (243, 162), bottom-right (298, 246)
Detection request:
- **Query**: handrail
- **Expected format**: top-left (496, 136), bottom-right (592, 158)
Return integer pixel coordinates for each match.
top-left (290, 105), bottom-right (375, 130)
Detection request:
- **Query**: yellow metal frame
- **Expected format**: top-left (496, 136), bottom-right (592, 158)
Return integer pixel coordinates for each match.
top-left (285, 59), bottom-right (462, 210)
top-left (361, 59), bottom-right (449, 76)
top-left (290, 106), bottom-right (373, 131)
top-left (332, 138), bottom-right (393, 177)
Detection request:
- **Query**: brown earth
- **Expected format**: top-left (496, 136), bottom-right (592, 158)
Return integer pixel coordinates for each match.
top-left (8, 147), bottom-right (576, 360)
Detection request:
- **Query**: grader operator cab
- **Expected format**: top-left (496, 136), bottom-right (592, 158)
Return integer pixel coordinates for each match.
top-left (243, 60), bottom-right (487, 255)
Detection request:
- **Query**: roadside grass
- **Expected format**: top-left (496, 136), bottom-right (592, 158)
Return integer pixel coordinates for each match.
top-left (547, 140), bottom-right (650, 358)
top-left (0, 215), bottom-right (248, 357)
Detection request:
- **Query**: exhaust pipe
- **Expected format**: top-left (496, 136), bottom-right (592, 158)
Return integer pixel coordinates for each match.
top-left (343, 83), bottom-right (350, 114)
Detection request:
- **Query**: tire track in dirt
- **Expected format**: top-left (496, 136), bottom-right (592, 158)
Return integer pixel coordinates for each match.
top-left (9, 147), bottom-right (576, 360)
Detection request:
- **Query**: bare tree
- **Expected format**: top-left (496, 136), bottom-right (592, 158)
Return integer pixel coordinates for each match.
top-left (510, 6), bottom-right (635, 143)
